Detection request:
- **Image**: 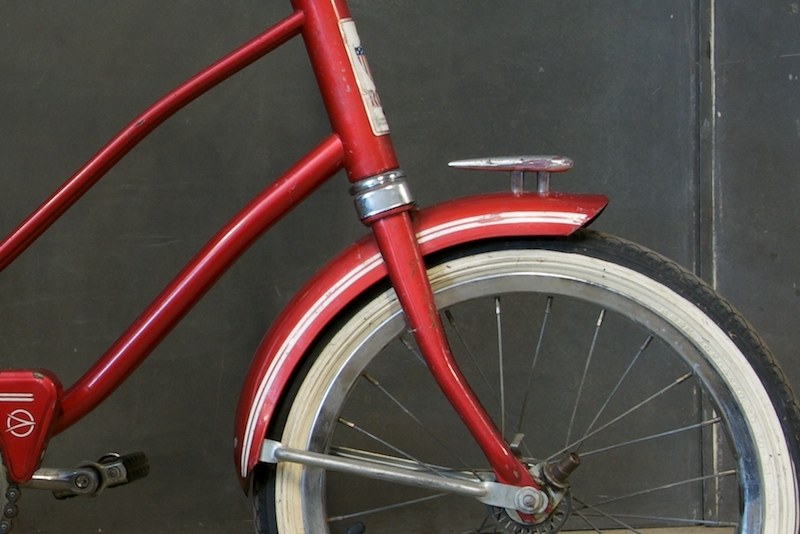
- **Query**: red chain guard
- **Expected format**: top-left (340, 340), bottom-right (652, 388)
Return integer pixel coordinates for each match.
top-left (0, 370), bottom-right (62, 483)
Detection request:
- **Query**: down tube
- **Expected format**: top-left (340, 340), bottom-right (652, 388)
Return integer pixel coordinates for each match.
top-left (55, 135), bottom-right (344, 433)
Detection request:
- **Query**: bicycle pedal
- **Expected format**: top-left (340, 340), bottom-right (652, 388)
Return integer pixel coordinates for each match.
top-left (23, 451), bottom-right (149, 499)
top-left (99, 451), bottom-right (150, 485)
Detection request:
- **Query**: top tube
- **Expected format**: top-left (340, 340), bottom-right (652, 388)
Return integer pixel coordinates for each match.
top-left (0, 12), bottom-right (305, 272)
top-left (0, 0), bottom-right (401, 271)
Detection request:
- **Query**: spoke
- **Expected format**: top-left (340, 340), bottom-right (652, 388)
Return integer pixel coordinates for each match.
top-left (572, 508), bottom-right (604, 533)
top-left (330, 446), bottom-right (490, 482)
top-left (576, 511), bottom-right (737, 528)
top-left (517, 296), bottom-right (553, 431)
top-left (495, 297), bottom-right (506, 438)
top-left (399, 335), bottom-right (428, 367)
top-left (586, 470), bottom-right (737, 509)
top-left (565, 309), bottom-right (606, 448)
top-left (573, 514), bottom-right (605, 533)
top-left (337, 417), bottom-right (461, 481)
top-left (580, 417), bottom-right (722, 457)
top-left (326, 492), bottom-right (449, 523)
top-left (361, 373), bottom-right (477, 476)
top-left (579, 335), bottom-right (653, 444)
top-left (548, 372), bottom-right (693, 461)
top-left (574, 497), bottom-right (644, 533)
top-left (460, 512), bottom-right (498, 534)
top-left (445, 307), bottom-right (532, 457)
top-left (444, 310), bottom-right (499, 401)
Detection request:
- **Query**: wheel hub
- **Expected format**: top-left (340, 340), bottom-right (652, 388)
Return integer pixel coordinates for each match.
top-left (489, 452), bottom-right (580, 533)
top-left (491, 491), bottom-right (572, 534)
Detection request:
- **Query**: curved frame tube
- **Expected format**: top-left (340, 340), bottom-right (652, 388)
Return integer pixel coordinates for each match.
top-left (0, 11), bottom-right (305, 272)
top-left (58, 135), bottom-right (344, 431)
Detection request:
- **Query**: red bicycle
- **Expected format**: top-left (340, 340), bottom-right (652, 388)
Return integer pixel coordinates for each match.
top-left (1, 1), bottom-right (798, 532)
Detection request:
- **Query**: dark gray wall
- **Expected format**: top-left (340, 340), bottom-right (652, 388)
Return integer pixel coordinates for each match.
top-left (714, 2), bottom-right (800, 391)
top-left (0, 1), bottom-right (796, 532)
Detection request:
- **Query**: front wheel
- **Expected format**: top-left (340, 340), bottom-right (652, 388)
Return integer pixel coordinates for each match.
top-left (254, 231), bottom-right (800, 533)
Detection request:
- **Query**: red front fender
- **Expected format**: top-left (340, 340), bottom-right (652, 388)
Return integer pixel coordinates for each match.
top-left (233, 191), bottom-right (607, 489)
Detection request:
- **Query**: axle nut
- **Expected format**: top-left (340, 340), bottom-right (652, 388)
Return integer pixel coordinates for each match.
top-left (514, 487), bottom-right (546, 514)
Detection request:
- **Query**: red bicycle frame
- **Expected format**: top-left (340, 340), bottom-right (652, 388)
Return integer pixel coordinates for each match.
top-left (0, 0), bottom-right (593, 494)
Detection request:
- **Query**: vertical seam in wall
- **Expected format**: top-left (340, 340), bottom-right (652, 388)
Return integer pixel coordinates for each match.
top-left (696, 0), bottom-right (718, 288)
top-left (709, 0), bottom-right (718, 290)
top-left (697, 6), bottom-right (722, 519)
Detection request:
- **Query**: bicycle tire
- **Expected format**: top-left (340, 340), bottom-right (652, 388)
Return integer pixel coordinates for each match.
top-left (254, 230), bottom-right (800, 533)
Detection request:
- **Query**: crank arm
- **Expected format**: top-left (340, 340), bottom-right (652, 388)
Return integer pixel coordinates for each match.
top-left (260, 439), bottom-right (547, 514)
top-left (22, 452), bottom-right (149, 499)
top-left (23, 467), bottom-right (100, 497)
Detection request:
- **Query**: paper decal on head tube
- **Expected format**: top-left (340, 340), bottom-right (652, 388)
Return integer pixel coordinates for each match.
top-left (339, 18), bottom-right (390, 136)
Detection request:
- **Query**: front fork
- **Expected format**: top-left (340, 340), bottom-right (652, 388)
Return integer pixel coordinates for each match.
top-left (353, 171), bottom-right (540, 493)
top-left (295, 0), bottom-right (540, 498)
